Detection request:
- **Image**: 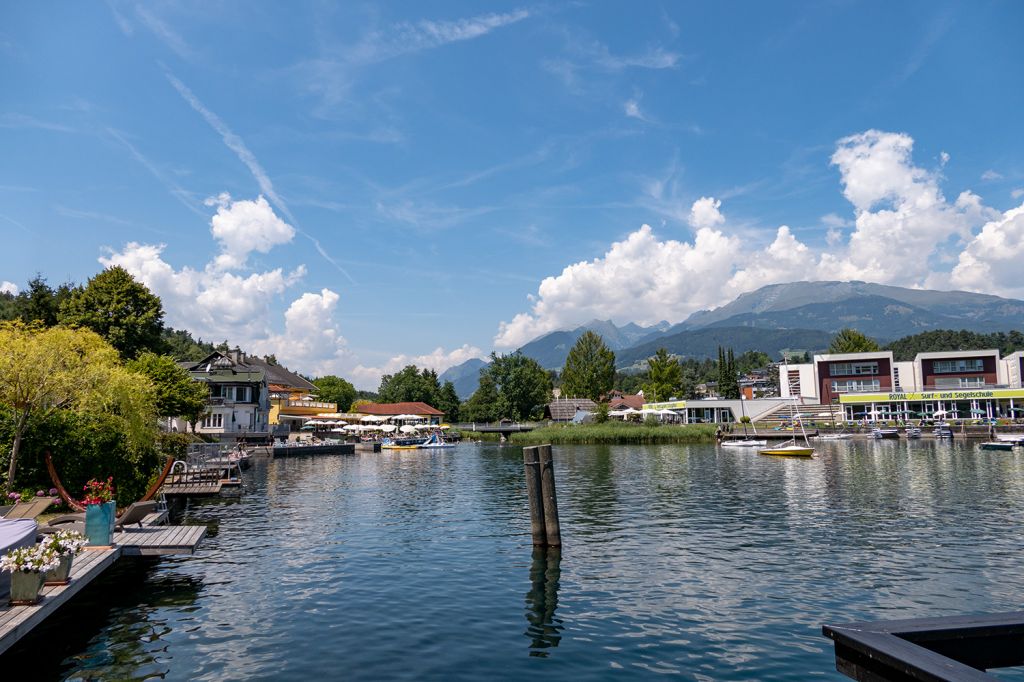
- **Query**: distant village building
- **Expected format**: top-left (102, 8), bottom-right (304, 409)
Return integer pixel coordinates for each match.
top-left (544, 398), bottom-right (596, 422)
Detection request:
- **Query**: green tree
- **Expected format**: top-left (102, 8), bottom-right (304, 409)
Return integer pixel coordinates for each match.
top-left (313, 375), bottom-right (357, 412)
top-left (378, 365), bottom-right (439, 404)
top-left (560, 331), bottom-right (616, 401)
top-left (485, 352), bottom-right (552, 421)
top-left (127, 352), bottom-right (208, 425)
top-left (59, 266), bottom-right (165, 359)
top-left (593, 402), bottom-right (610, 423)
top-left (435, 381), bottom-right (461, 422)
top-left (461, 374), bottom-right (500, 422)
top-left (0, 321), bottom-right (156, 495)
top-left (829, 328), bottom-right (880, 354)
top-left (642, 348), bottom-right (682, 402)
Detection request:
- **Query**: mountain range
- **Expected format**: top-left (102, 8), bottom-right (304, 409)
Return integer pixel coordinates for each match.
top-left (439, 280), bottom-right (1024, 397)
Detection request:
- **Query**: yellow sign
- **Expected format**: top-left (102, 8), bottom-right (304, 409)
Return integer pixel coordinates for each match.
top-left (839, 388), bottom-right (1024, 404)
top-left (642, 400), bottom-right (687, 410)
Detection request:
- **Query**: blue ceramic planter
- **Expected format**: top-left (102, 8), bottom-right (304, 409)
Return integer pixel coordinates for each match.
top-left (85, 501), bottom-right (116, 546)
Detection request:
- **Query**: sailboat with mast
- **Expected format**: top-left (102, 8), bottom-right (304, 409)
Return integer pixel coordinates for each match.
top-left (759, 360), bottom-right (815, 457)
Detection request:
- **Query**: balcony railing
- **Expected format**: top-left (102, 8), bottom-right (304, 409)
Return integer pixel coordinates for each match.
top-left (282, 400), bottom-right (337, 410)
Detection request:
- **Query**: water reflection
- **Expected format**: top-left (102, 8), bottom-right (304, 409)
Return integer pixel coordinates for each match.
top-left (525, 546), bottom-right (562, 655)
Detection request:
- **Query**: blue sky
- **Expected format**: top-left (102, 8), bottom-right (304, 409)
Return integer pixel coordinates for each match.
top-left (2, 1), bottom-right (1023, 387)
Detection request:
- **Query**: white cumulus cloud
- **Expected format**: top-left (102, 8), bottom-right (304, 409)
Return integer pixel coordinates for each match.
top-left (0, 281), bottom-right (18, 295)
top-left (688, 196), bottom-right (725, 229)
top-left (951, 203), bottom-right (1024, 297)
top-left (496, 129), bottom-right (1012, 349)
top-left (204, 193), bottom-right (296, 270)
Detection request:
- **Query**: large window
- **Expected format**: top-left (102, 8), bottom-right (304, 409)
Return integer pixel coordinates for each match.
top-left (933, 376), bottom-right (986, 389)
top-left (830, 362), bottom-right (879, 376)
top-left (933, 358), bottom-right (985, 374)
top-left (201, 414), bottom-right (224, 429)
top-left (831, 379), bottom-right (881, 394)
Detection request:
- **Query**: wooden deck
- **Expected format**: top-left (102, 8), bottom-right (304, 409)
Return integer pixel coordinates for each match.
top-left (115, 525), bottom-right (207, 556)
top-left (0, 547), bottom-right (120, 655)
top-left (0, 512), bottom-right (207, 656)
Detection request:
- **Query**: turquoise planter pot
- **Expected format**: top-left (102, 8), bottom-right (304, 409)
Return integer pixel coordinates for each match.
top-left (85, 501), bottom-right (116, 546)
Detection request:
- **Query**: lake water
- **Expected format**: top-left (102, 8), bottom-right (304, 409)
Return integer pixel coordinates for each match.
top-left (12, 440), bottom-right (1024, 680)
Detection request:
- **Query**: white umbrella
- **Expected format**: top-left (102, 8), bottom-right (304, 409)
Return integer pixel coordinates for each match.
top-left (933, 410), bottom-right (948, 418)
top-left (343, 424), bottom-right (361, 432)
top-left (360, 415), bottom-right (384, 423)
top-left (379, 424), bottom-right (397, 433)
top-left (440, 425), bottom-right (450, 430)
top-left (399, 425), bottom-right (418, 433)
top-left (394, 414), bottom-right (423, 421)
top-left (658, 409), bottom-right (677, 416)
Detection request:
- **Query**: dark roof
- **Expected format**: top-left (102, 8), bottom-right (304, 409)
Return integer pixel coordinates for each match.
top-left (357, 402), bottom-right (445, 416)
top-left (182, 351), bottom-right (264, 383)
top-left (181, 351), bottom-right (315, 392)
top-left (246, 356), bottom-right (316, 392)
top-left (545, 399), bottom-right (596, 421)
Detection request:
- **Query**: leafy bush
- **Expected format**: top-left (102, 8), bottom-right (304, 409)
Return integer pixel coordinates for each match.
top-left (0, 407), bottom-right (161, 505)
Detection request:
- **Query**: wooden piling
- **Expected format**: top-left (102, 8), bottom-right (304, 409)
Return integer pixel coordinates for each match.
top-left (538, 444), bottom-right (562, 547)
top-left (523, 446), bottom-right (547, 546)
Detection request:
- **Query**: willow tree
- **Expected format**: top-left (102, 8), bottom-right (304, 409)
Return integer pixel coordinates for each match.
top-left (0, 321), bottom-right (156, 494)
top-left (560, 331), bottom-right (616, 401)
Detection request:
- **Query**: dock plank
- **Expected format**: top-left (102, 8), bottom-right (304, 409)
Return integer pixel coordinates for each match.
top-left (0, 547), bottom-right (120, 656)
top-left (115, 524), bottom-right (207, 556)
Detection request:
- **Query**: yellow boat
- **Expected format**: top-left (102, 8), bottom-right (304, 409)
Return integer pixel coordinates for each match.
top-left (381, 444), bottom-right (420, 450)
top-left (758, 444), bottom-right (815, 457)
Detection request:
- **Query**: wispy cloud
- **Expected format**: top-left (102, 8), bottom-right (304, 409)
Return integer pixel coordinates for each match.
top-left (105, 0), bottom-right (133, 35)
top-left (350, 9), bottom-right (529, 65)
top-left (981, 169), bottom-right (1003, 181)
top-left (0, 213), bottom-right (33, 234)
top-left (134, 5), bottom-right (195, 60)
top-left (164, 69), bottom-right (354, 282)
top-left (893, 8), bottom-right (954, 85)
top-left (293, 9), bottom-right (530, 108)
top-left (0, 113), bottom-right (75, 133)
top-left (54, 205), bottom-right (134, 225)
top-left (106, 127), bottom-right (205, 217)
top-left (624, 97), bottom-right (647, 121)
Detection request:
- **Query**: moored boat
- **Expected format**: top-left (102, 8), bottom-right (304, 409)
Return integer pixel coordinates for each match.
top-left (871, 428), bottom-right (900, 439)
top-left (418, 433), bottom-right (455, 449)
top-left (721, 439), bottom-right (767, 447)
top-left (758, 444), bottom-right (815, 457)
top-left (904, 427), bottom-right (922, 439)
top-left (980, 441), bottom-right (1015, 451)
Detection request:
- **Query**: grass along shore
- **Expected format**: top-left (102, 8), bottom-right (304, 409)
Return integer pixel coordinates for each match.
top-left (509, 421), bottom-right (719, 445)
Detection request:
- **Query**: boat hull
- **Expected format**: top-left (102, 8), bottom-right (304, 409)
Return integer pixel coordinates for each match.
top-left (758, 446), bottom-right (815, 457)
top-left (980, 442), bottom-right (1015, 451)
top-left (721, 440), bottom-right (767, 447)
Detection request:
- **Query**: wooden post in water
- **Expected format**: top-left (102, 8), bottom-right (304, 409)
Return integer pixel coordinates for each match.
top-left (523, 446), bottom-right (547, 546)
top-left (538, 444), bottom-right (562, 547)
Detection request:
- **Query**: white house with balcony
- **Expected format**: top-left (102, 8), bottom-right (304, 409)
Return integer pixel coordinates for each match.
top-left (170, 349), bottom-right (271, 443)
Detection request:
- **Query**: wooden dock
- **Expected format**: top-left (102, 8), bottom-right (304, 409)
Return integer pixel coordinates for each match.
top-left (160, 481), bottom-right (223, 497)
top-left (273, 442), bottom-right (355, 457)
top-left (0, 547), bottom-right (120, 655)
top-left (0, 517), bottom-right (206, 656)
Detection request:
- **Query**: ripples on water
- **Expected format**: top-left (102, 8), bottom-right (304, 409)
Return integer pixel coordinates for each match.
top-left (12, 441), bottom-right (1024, 680)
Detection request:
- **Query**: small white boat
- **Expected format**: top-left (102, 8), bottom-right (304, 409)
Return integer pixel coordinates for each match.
top-left (814, 433), bottom-right (852, 441)
top-left (904, 428), bottom-right (922, 439)
top-left (721, 439), bottom-right (767, 447)
top-left (871, 428), bottom-right (900, 439)
top-left (980, 441), bottom-right (1015, 451)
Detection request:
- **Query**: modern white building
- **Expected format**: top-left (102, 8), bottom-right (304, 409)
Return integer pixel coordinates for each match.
top-left (780, 349), bottom-right (1024, 421)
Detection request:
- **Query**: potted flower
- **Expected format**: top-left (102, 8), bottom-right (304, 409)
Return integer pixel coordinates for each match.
top-left (41, 530), bottom-right (86, 586)
top-left (1, 544), bottom-right (61, 605)
top-left (82, 477), bottom-right (116, 547)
